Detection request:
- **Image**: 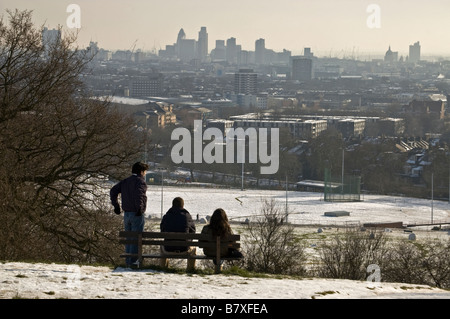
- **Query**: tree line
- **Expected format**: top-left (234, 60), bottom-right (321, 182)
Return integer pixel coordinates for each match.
top-left (0, 9), bottom-right (148, 263)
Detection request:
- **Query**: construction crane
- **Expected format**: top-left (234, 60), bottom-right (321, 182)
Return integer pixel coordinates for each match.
top-left (128, 39), bottom-right (138, 61)
top-left (130, 39), bottom-right (138, 53)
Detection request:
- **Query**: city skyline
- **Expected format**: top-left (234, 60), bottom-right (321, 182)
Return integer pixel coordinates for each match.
top-left (2, 0), bottom-right (450, 59)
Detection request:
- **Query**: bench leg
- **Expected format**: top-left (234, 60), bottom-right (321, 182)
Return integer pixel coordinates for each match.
top-left (160, 257), bottom-right (169, 268)
top-left (187, 258), bottom-right (196, 272)
top-left (214, 263), bottom-right (222, 274)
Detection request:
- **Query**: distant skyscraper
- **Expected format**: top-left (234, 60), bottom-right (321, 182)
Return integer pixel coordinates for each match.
top-left (409, 41), bottom-right (421, 63)
top-left (178, 39), bottom-right (196, 61)
top-left (197, 27), bottom-right (208, 62)
top-left (291, 57), bottom-right (313, 81)
top-left (226, 37), bottom-right (237, 64)
top-left (177, 28), bottom-right (186, 43)
top-left (255, 38), bottom-right (266, 65)
top-left (234, 69), bottom-right (257, 95)
top-left (211, 40), bottom-right (226, 61)
top-left (176, 28), bottom-right (186, 58)
top-left (175, 28), bottom-right (196, 61)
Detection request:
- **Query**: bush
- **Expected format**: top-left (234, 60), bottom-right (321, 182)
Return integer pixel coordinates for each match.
top-left (383, 238), bottom-right (450, 289)
top-left (243, 199), bottom-right (307, 276)
top-left (315, 228), bottom-right (388, 281)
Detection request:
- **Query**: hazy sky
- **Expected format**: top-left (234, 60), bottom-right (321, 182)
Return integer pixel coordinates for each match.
top-left (1, 0), bottom-right (450, 58)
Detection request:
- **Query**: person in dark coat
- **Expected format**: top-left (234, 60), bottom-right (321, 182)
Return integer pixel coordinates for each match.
top-left (160, 197), bottom-right (196, 270)
top-left (110, 162), bottom-right (149, 267)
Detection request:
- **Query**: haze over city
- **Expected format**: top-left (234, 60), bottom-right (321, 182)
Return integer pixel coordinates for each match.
top-left (1, 0), bottom-right (450, 59)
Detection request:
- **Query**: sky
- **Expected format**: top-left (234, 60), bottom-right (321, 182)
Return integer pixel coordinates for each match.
top-left (1, 0), bottom-right (450, 58)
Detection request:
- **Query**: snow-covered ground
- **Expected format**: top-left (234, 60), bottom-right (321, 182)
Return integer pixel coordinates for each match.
top-left (1, 186), bottom-right (449, 301)
top-left (146, 185), bottom-right (450, 228)
top-left (1, 262), bottom-right (449, 300)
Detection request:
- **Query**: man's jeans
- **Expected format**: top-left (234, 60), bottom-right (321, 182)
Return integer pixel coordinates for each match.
top-left (124, 212), bottom-right (145, 265)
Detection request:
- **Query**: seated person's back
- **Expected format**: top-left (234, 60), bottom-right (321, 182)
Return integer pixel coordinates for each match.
top-left (160, 197), bottom-right (196, 252)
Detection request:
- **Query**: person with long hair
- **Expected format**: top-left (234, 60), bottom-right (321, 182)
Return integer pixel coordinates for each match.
top-left (201, 208), bottom-right (243, 263)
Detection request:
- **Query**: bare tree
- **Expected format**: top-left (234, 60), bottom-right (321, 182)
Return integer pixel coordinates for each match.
top-left (0, 9), bottom-right (146, 263)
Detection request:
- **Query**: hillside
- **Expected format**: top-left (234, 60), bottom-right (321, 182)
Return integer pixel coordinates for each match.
top-left (1, 262), bottom-right (449, 300)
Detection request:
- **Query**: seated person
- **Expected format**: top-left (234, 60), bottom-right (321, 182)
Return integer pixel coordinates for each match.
top-left (201, 208), bottom-right (243, 265)
top-left (160, 197), bottom-right (196, 270)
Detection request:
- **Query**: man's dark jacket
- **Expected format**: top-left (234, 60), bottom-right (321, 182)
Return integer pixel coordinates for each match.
top-left (160, 206), bottom-right (196, 252)
top-left (110, 174), bottom-right (147, 216)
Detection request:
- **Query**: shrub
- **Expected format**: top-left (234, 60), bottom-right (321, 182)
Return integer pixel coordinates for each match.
top-left (315, 228), bottom-right (388, 281)
top-left (243, 199), bottom-right (307, 276)
top-left (383, 238), bottom-right (450, 289)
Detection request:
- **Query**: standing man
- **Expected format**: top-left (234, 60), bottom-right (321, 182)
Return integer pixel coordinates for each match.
top-left (110, 162), bottom-right (149, 268)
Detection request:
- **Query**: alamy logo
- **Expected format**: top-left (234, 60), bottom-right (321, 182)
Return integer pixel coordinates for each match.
top-left (66, 4), bottom-right (81, 29)
top-left (366, 264), bottom-right (381, 287)
top-left (366, 4), bottom-right (381, 29)
top-left (171, 120), bottom-right (279, 174)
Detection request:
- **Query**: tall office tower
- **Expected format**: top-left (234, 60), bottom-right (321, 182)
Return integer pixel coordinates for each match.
top-left (178, 39), bottom-right (196, 61)
top-left (197, 27), bottom-right (208, 62)
top-left (226, 37), bottom-right (237, 64)
top-left (211, 40), bottom-right (226, 61)
top-left (234, 69), bottom-right (257, 95)
top-left (409, 41), bottom-right (421, 63)
top-left (177, 28), bottom-right (186, 43)
top-left (255, 38), bottom-right (266, 65)
top-left (291, 57), bottom-right (313, 81)
top-left (176, 28), bottom-right (186, 58)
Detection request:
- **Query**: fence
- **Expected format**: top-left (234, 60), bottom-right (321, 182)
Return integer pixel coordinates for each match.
top-left (324, 168), bottom-right (361, 202)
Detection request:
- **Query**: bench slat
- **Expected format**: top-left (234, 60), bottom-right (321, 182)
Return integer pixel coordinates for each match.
top-left (119, 231), bottom-right (240, 242)
top-left (119, 239), bottom-right (240, 249)
top-left (120, 253), bottom-right (242, 260)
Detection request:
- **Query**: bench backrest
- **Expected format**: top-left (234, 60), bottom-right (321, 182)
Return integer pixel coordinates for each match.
top-left (119, 231), bottom-right (240, 249)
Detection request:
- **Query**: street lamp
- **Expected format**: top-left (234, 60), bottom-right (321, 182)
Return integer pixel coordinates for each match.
top-left (236, 138), bottom-right (245, 191)
top-left (157, 167), bottom-right (165, 219)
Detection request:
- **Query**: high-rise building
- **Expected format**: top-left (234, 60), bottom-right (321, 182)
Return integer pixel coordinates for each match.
top-left (178, 39), bottom-right (196, 61)
top-left (291, 57), bottom-right (313, 81)
top-left (174, 28), bottom-right (196, 61)
top-left (234, 69), bottom-right (257, 95)
top-left (255, 38), bottom-right (266, 65)
top-left (177, 28), bottom-right (186, 43)
top-left (211, 40), bottom-right (226, 61)
top-left (226, 37), bottom-right (237, 64)
top-left (197, 27), bottom-right (208, 62)
top-left (409, 41), bottom-right (421, 63)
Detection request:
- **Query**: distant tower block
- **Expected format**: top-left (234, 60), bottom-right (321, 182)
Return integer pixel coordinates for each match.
top-left (409, 41), bottom-right (421, 63)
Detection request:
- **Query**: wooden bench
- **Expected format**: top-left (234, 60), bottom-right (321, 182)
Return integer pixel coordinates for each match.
top-left (119, 231), bottom-right (242, 273)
